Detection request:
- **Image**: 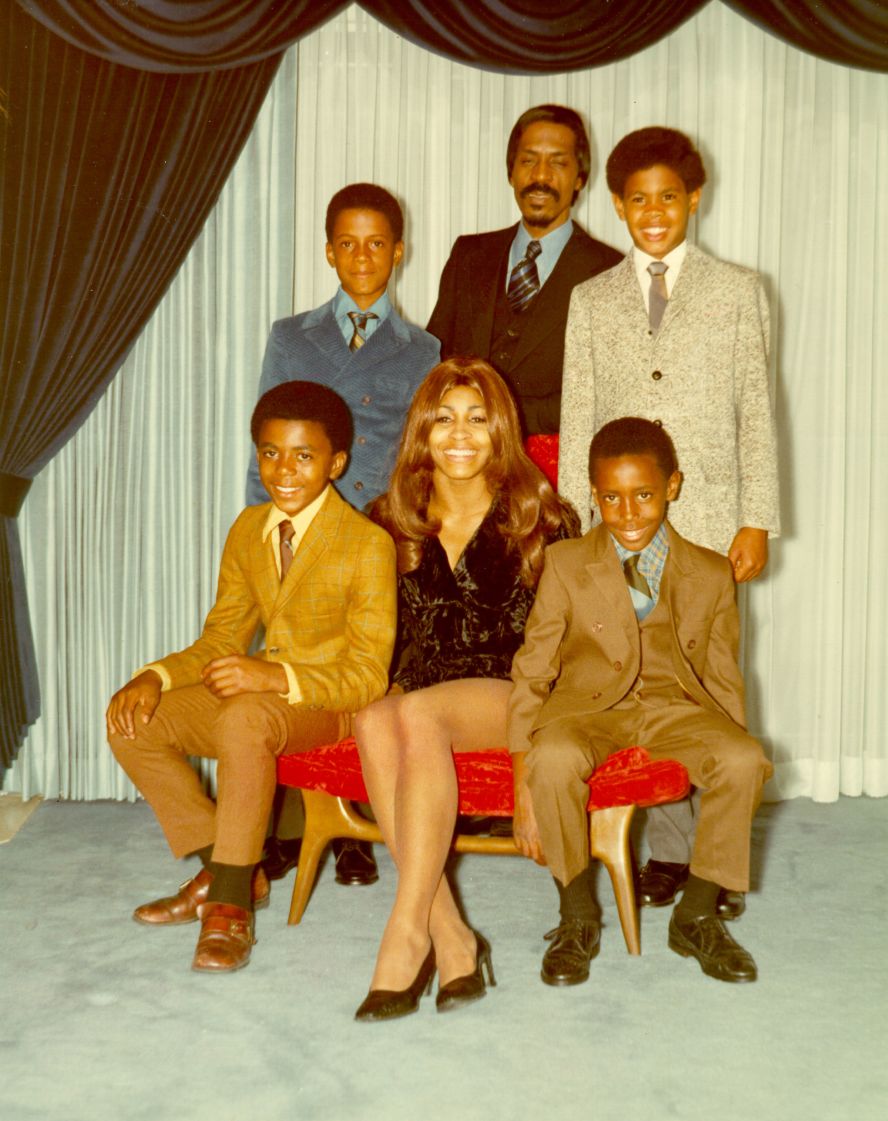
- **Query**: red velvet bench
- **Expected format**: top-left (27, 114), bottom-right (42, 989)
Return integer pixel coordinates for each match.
top-left (277, 738), bottom-right (688, 955)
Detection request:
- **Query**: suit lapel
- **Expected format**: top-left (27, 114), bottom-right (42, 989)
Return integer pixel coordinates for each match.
top-left (659, 244), bottom-right (707, 334)
top-left (582, 526), bottom-right (639, 654)
top-left (272, 490), bottom-right (343, 614)
top-left (470, 229), bottom-right (512, 357)
top-left (303, 300), bottom-right (349, 367)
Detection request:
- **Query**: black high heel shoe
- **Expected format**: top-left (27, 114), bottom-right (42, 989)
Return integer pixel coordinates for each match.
top-left (354, 947), bottom-right (436, 1022)
top-left (436, 932), bottom-right (495, 1013)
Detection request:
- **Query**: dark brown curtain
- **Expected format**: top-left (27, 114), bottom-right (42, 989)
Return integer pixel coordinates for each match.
top-left (726, 1), bottom-right (888, 71)
top-left (2, 0), bottom-right (886, 778)
top-left (0, 0), bottom-right (340, 774)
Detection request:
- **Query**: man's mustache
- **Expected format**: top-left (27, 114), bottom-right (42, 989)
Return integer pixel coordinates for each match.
top-left (520, 182), bottom-right (558, 199)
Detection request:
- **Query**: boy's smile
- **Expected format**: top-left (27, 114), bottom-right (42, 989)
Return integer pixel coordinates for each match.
top-left (325, 208), bottom-right (403, 310)
top-left (591, 453), bottom-right (681, 552)
top-left (257, 418), bottom-right (346, 517)
top-left (612, 164), bottom-right (701, 260)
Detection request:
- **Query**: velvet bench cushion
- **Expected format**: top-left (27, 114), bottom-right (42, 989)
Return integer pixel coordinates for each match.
top-left (276, 737), bottom-right (689, 814)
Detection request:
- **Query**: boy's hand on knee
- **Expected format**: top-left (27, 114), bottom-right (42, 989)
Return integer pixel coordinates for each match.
top-left (728, 527), bottom-right (768, 583)
top-left (200, 655), bottom-right (287, 698)
top-left (106, 671), bottom-right (162, 740)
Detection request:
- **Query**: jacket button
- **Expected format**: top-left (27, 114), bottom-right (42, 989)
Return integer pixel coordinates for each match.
top-left (354, 481), bottom-right (364, 491)
top-left (361, 395), bottom-right (371, 405)
top-left (652, 370), bottom-right (663, 381)
top-left (653, 419), bottom-right (663, 427)
top-left (613, 660), bottom-right (622, 671)
top-left (357, 436), bottom-right (366, 446)
top-left (687, 639), bottom-right (697, 650)
top-left (507, 328), bottom-right (518, 338)
top-left (269, 647), bottom-right (280, 654)
top-left (591, 692), bottom-right (601, 700)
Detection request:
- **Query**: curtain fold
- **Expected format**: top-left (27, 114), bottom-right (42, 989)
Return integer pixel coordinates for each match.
top-left (726, 1), bottom-right (888, 71)
top-left (17, 1), bottom-right (888, 74)
top-left (0, 0), bottom-right (283, 774)
top-left (15, 0), bottom-right (347, 70)
top-left (361, 0), bottom-right (709, 72)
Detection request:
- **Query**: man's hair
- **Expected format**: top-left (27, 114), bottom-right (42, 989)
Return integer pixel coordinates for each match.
top-left (606, 127), bottom-right (707, 196)
top-left (588, 417), bottom-right (679, 481)
top-left (325, 182), bottom-right (404, 243)
top-left (250, 380), bottom-right (353, 454)
top-left (506, 104), bottom-right (591, 188)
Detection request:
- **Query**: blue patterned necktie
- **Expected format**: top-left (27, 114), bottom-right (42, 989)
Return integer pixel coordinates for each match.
top-left (348, 310), bottom-right (377, 351)
top-left (647, 261), bottom-right (668, 330)
top-left (507, 240), bottom-right (542, 312)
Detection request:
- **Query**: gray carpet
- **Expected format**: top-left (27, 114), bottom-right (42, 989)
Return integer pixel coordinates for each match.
top-left (1, 796), bottom-right (886, 1121)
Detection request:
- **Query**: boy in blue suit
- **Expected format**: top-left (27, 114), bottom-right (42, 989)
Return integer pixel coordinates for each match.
top-left (246, 183), bottom-right (440, 509)
top-left (247, 183), bottom-right (439, 882)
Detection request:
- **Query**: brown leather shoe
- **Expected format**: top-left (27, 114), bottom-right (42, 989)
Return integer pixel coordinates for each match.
top-left (133, 866), bottom-right (270, 925)
top-left (191, 903), bottom-right (254, 973)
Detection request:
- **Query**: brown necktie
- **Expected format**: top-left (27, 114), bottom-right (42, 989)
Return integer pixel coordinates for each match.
top-left (647, 261), bottom-right (668, 330)
top-left (279, 520), bottom-right (295, 581)
top-left (347, 311), bottom-right (378, 351)
top-left (623, 554), bottom-right (652, 599)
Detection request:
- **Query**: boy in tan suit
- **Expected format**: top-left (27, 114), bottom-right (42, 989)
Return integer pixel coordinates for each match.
top-left (509, 418), bottom-right (772, 985)
top-left (107, 381), bottom-right (396, 973)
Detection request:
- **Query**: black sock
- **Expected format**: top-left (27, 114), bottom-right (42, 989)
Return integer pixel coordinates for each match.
top-left (189, 844), bottom-right (214, 871)
top-left (674, 873), bottom-right (721, 921)
top-left (205, 862), bottom-right (254, 911)
top-left (555, 864), bottom-right (601, 925)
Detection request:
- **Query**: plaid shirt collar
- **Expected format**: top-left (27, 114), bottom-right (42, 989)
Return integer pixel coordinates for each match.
top-left (612, 521), bottom-right (670, 603)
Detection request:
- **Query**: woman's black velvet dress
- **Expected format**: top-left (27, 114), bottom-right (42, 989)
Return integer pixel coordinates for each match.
top-left (394, 506), bottom-right (566, 692)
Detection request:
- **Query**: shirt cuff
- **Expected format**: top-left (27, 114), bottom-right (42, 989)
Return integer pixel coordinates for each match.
top-left (135, 663), bottom-right (171, 691)
top-left (280, 662), bottom-right (302, 705)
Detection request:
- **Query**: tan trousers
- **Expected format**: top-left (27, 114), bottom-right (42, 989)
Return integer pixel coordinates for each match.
top-left (524, 700), bottom-right (772, 893)
top-left (109, 685), bottom-right (349, 865)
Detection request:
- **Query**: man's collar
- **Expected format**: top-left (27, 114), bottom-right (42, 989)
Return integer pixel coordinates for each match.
top-left (513, 217), bottom-right (573, 255)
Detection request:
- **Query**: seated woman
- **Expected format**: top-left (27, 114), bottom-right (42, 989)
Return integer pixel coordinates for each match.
top-left (353, 357), bottom-right (578, 1021)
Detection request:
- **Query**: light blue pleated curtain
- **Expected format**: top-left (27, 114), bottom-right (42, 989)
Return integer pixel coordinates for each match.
top-left (5, 2), bottom-right (886, 801)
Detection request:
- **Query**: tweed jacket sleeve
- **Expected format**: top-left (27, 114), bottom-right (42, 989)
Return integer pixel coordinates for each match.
top-left (155, 493), bottom-right (396, 713)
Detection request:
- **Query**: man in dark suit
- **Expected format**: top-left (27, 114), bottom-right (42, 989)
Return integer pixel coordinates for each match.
top-left (427, 105), bottom-right (621, 436)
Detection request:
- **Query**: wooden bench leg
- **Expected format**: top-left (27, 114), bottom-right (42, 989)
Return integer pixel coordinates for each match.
top-left (589, 804), bottom-right (640, 955)
top-left (287, 790), bottom-right (382, 925)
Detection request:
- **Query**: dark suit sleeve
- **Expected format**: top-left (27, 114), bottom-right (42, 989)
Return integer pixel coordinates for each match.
top-left (426, 239), bottom-right (462, 356)
top-left (245, 324), bottom-right (288, 506)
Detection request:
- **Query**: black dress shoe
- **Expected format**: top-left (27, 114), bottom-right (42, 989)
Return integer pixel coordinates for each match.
top-left (436, 932), bottom-right (496, 1013)
top-left (668, 913), bottom-right (757, 983)
top-left (354, 948), bottom-right (436, 1022)
top-left (717, 889), bottom-right (746, 920)
top-left (261, 837), bottom-right (302, 882)
top-left (540, 919), bottom-right (601, 986)
top-left (637, 860), bottom-right (689, 907)
top-left (333, 839), bottom-right (379, 886)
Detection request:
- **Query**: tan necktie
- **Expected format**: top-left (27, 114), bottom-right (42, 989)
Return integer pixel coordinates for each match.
top-left (647, 261), bottom-right (668, 330)
top-left (279, 520), bottom-right (295, 581)
top-left (347, 311), bottom-right (378, 351)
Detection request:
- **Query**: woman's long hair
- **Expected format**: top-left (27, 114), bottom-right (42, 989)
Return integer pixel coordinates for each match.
top-left (372, 357), bottom-right (577, 586)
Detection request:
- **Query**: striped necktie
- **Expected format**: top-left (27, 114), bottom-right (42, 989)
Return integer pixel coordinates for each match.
top-left (348, 311), bottom-right (377, 351)
top-left (507, 240), bottom-right (542, 312)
